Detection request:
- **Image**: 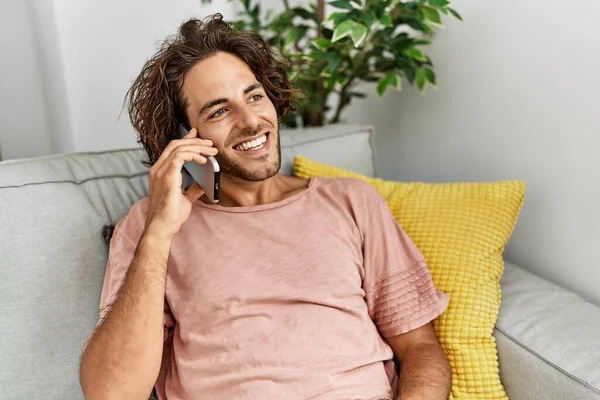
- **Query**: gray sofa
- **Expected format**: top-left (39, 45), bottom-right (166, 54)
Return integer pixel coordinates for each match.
top-left (1, 125), bottom-right (599, 399)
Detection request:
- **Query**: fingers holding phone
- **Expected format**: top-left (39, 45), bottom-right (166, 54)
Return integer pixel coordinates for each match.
top-left (145, 128), bottom-right (218, 239)
top-left (177, 124), bottom-right (221, 204)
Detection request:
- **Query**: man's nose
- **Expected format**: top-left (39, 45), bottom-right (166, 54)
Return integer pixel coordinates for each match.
top-left (235, 104), bottom-right (260, 132)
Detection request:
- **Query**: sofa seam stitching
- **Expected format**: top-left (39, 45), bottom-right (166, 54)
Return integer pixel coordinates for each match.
top-left (0, 147), bottom-right (144, 166)
top-left (0, 171), bottom-right (148, 189)
top-left (495, 326), bottom-right (600, 394)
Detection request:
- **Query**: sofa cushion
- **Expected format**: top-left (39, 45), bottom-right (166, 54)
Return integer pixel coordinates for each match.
top-left (494, 262), bottom-right (600, 400)
top-left (0, 149), bottom-right (149, 399)
top-left (0, 124), bottom-right (374, 399)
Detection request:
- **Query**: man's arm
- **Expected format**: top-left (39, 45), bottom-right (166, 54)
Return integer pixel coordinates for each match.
top-left (80, 228), bottom-right (172, 400)
top-left (80, 127), bottom-right (214, 399)
top-left (386, 322), bottom-right (451, 400)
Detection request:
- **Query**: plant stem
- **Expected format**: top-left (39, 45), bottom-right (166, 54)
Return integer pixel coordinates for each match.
top-left (330, 77), bottom-right (355, 123)
top-left (330, 94), bottom-right (346, 124)
top-left (305, 0), bottom-right (325, 126)
top-left (317, 0), bottom-right (325, 23)
top-left (282, 0), bottom-right (291, 12)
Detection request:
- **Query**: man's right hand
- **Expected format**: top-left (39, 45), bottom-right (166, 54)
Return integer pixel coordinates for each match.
top-left (144, 127), bottom-right (218, 239)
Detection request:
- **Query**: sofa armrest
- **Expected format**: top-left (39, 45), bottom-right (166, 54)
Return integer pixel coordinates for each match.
top-left (493, 262), bottom-right (600, 400)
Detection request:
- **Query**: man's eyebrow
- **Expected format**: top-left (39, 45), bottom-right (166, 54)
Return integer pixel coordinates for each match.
top-left (198, 83), bottom-right (263, 116)
top-left (199, 98), bottom-right (228, 116)
top-left (244, 82), bottom-right (263, 94)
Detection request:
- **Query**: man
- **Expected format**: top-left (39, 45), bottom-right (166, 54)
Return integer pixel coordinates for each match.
top-left (80, 14), bottom-right (451, 400)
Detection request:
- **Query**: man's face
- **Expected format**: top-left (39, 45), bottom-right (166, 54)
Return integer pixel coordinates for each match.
top-left (182, 52), bottom-right (280, 182)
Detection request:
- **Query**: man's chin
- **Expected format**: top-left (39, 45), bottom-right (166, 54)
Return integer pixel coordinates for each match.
top-left (217, 156), bottom-right (280, 182)
top-left (218, 136), bottom-right (281, 182)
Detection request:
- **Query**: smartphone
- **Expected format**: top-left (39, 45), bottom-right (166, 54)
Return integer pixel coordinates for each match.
top-left (178, 123), bottom-right (220, 203)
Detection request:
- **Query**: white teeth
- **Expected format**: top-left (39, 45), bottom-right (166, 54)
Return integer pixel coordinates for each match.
top-left (235, 134), bottom-right (267, 151)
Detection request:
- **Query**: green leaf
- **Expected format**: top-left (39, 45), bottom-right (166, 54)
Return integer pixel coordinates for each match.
top-left (232, 20), bottom-right (247, 31)
top-left (425, 68), bottom-right (436, 85)
top-left (292, 7), bottom-right (318, 22)
top-left (361, 11), bottom-right (377, 28)
top-left (312, 38), bottom-right (331, 51)
top-left (323, 76), bottom-right (337, 90)
top-left (284, 27), bottom-right (301, 47)
top-left (388, 33), bottom-right (412, 49)
top-left (329, 0), bottom-right (354, 10)
top-left (407, 19), bottom-right (432, 33)
top-left (416, 68), bottom-right (427, 91)
top-left (372, 2), bottom-right (386, 18)
top-left (331, 20), bottom-right (355, 42)
top-left (250, 4), bottom-right (260, 18)
top-left (405, 48), bottom-right (428, 62)
top-left (304, 49), bottom-right (323, 61)
top-left (350, 23), bottom-right (368, 47)
top-left (351, 0), bottom-right (362, 5)
top-left (421, 6), bottom-right (442, 24)
top-left (321, 27), bottom-right (334, 40)
top-left (380, 13), bottom-right (393, 27)
top-left (324, 51), bottom-right (342, 73)
top-left (413, 39), bottom-right (431, 46)
top-left (385, 72), bottom-right (402, 89)
top-left (403, 67), bottom-right (416, 83)
top-left (448, 7), bottom-right (463, 21)
top-left (329, 12), bottom-right (352, 25)
top-left (337, 76), bottom-right (351, 86)
top-left (429, 0), bottom-right (450, 6)
top-left (377, 78), bottom-right (389, 96)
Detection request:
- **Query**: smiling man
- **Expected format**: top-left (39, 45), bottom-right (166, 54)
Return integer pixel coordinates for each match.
top-left (80, 14), bottom-right (451, 400)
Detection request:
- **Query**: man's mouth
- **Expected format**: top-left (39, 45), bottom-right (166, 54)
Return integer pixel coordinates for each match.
top-left (233, 132), bottom-right (269, 152)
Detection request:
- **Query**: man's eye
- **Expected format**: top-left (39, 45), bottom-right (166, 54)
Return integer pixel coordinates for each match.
top-left (211, 109), bottom-right (226, 118)
top-left (249, 94), bottom-right (263, 103)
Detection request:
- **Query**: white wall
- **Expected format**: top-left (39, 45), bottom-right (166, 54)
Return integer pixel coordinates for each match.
top-left (0, 0), bottom-right (55, 160)
top-left (29, 0), bottom-right (75, 156)
top-left (50, 0), bottom-right (236, 153)
top-left (346, 0), bottom-right (600, 305)
top-left (0, 0), bottom-right (236, 160)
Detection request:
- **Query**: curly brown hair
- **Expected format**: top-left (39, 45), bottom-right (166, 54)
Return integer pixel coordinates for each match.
top-left (125, 14), bottom-right (296, 166)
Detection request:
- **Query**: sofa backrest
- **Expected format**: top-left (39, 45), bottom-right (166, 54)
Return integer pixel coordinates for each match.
top-left (0, 124), bottom-right (374, 399)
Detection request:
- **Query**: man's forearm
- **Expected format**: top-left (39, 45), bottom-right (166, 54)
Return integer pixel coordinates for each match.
top-left (398, 342), bottom-right (452, 400)
top-left (80, 228), bottom-right (172, 400)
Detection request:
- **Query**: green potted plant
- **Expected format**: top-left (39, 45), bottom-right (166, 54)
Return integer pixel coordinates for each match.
top-left (228, 0), bottom-right (461, 127)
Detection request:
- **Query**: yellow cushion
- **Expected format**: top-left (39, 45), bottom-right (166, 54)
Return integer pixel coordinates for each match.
top-left (294, 156), bottom-right (525, 400)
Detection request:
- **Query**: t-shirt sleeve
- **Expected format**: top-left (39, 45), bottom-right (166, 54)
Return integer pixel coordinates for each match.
top-left (97, 200), bottom-right (174, 340)
top-left (357, 184), bottom-right (449, 338)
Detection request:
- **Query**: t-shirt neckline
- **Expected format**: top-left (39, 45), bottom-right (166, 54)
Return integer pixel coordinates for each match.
top-left (194, 177), bottom-right (316, 213)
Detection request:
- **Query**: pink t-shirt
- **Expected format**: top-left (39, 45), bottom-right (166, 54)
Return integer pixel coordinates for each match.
top-left (99, 177), bottom-right (448, 399)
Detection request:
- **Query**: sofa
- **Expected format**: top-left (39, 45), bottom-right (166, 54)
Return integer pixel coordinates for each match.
top-left (1, 124), bottom-right (599, 400)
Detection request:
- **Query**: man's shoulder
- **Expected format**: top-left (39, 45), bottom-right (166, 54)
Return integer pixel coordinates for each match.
top-left (313, 177), bottom-right (384, 207)
top-left (311, 177), bottom-right (389, 229)
top-left (112, 197), bottom-right (149, 245)
top-left (314, 176), bottom-right (381, 199)
top-left (120, 197), bottom-right (149, 225)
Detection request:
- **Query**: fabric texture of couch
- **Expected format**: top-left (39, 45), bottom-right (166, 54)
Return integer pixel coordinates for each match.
top-left (1, 124), bottom-right (599, 399)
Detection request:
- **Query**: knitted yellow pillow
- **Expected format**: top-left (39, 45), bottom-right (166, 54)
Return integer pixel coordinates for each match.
top-left (294, 156), bottom-right (525, 400)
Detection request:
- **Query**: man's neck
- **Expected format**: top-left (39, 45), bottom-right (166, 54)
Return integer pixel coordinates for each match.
top-left (201, 173), bottom-right (309, 208)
